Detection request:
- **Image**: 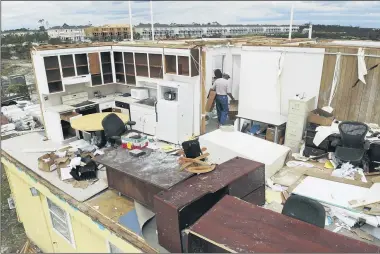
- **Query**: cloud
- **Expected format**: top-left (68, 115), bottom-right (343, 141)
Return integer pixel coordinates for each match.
top-left (1, 1), bottom-right (380, 30)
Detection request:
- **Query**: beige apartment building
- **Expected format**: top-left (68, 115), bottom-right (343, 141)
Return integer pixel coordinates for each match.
top-left (85, 24), bottom-right (131, 41)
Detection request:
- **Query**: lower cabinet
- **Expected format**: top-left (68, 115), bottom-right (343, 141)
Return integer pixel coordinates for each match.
top-left (130, 104), bottom-right (156, 136)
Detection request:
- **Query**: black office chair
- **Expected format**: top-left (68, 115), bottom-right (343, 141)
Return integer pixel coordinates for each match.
top-left (101, 113), bottom-right (136, 147)
top-left (282, 195), bottom-right (326, 228)
top-left (334, 121), bottom-right (369, 166)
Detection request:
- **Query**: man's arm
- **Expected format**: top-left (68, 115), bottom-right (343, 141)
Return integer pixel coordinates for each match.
top-left (227, 79), bottom-right (235, 100)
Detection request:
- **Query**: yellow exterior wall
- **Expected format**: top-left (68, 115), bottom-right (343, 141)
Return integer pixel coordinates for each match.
top-left (2, 157), bottom-right (142, 253)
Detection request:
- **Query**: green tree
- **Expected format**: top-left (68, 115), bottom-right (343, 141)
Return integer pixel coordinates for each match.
top-left (6, 83), bottom-right (29, 97)
top-left (48, 37), bottom-right (64, 45)
top-left (133, 32), bottom-right (141, 40)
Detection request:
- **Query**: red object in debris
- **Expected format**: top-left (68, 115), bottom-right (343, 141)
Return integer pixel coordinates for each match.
top-left (0, 114), bottom-right (9, 125)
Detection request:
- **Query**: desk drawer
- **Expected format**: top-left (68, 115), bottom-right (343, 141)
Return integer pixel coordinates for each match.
top-left (287, 114), bottom-right (307, 129)
top-left (285, 129), bottom-right (303, 141)
top-left (284, 139), bottom-right (301, 152)
top-left (286, 125), bottom-right (304, 139)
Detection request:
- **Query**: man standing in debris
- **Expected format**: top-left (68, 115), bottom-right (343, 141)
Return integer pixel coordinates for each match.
top-left (211, 69), bottom-right (235, 127)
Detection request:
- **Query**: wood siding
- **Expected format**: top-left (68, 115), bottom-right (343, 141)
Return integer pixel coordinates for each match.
top-left (318, 48), bottom-right (380, 124)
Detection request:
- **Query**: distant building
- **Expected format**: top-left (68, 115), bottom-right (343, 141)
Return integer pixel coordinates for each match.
top-left (134, 23), bottom-right (300, 40)
top-left (1, 29), bottom-right (41, 37)
top-left (84, 24), bottom-right (131, 41)
top-left (47, 24), bottom-right (90, 42)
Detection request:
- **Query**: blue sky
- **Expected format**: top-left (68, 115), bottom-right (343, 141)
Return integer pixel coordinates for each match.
top-left (2, 1), bottom-right (380, 30)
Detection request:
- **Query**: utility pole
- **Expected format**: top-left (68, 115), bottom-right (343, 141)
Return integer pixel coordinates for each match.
top-left (308, 24), bottom-right (313, 39)
top-left (128, 1), bottom-right (133, 41)
top-left (150, 0), bottom-right (155, 41)
top-left (288, 3), bottom-right (294, 40)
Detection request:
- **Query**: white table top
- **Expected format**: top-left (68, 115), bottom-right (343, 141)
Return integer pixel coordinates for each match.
top-left (1, 132), bottom-right (108, 202)
top-left (237, 110), bottom-right (287, 126)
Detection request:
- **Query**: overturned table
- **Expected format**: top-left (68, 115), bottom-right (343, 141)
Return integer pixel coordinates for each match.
top-left (93, 148), bottom-right (193, 210)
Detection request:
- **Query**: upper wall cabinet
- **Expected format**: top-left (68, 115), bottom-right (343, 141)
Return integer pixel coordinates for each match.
top-left (60, 55), bottom-right (75, 78)
top-left (37, 47), bottom-right (200, 94)
top-left (75, 54), bottom-right (89, 75)
top-left (43, 56), bottom-right (64, 94)
top-left (101, 52), bottom-right (113, 84)
top-left (164, 49), bottom-right (199, 77)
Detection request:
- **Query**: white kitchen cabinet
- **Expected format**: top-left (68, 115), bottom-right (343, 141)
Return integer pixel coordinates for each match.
top-left (98, 101), bottom-right (115, 112)
top-left (130, 104), bottom-right (156, 136)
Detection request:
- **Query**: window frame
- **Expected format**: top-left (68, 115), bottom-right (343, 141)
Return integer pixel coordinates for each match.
top-left (46, 198), bottom-right (76, 249)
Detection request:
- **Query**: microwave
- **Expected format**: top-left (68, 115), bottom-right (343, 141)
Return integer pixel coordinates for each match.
top-left (131, 88), bottom-right (149, 100)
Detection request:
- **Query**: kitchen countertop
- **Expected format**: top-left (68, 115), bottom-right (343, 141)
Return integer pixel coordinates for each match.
top-left (46, 95), bottom-right (154, 113)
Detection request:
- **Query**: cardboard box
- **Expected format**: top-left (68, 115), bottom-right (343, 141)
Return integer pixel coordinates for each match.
top-left (206, 90), bottom-right (216, 112)
top-left (308, 108), bottom-right (334, 126)
top-left (228, 100), bottom-right (239, 120)
top-left (38, 153), bottom-right (58, 172)
top-left (266, 127), bottom-right (285, 144)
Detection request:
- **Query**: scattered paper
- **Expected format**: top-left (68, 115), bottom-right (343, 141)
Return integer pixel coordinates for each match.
top-left (352, 228), bottom-right (374, 241)
top-left (292, 153), bottom-right (309, 162)
top-left (331, 162), bottom-right (367, 182)
top-left (69, 157), bottom-right (81, 168)
top-left (322, 106), bottom-right (334, 114)
top-left (93, 206), bottom-right (99, 210)
top-left (266, 190), bottom-right (283, 204)
top-left (286, 161), bottom-right (314, 168)
top-left (60, 167), bottom-right (73, 181)
top-left (333, 226), bottom-right (343, 233)
top-left (54, 150), bottom-right (67, 158)
top-left (324, 160), bottom-right (334, 169)
top-left (93, 150), bottom-right (104, 156)
top-left (42, 158), bottom-right (51, 163)
top-left (266, 179), bottom-right (288, 192)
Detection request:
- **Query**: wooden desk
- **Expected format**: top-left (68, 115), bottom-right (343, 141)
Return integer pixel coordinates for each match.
top-left (154, 157), bottom-right (265, 253)
top-left (237, 110), bottom-right (287, 143)
top-left (187, 195), bottom-right (380, 253)
top-left (70, 112), bottom-right (129, 132)
top-left (93, 148), bottom-right (193, 210)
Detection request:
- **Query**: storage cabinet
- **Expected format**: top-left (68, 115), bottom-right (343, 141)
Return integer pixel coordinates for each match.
top-left (75, 54), bottom-right (89, 75)
top-left (284, 97), bottom-right (316, 152)
top-left (88, 52), bottom-right (102, 86)
top-left (60, 55), bottom-right (75, 78)
top-left (130, 104), bottom-right (156, 135)
top-left (124, 52), bottom-right (136, 85)
top-left (101, 52), bottom-right (113, 84)
top-left (113, 52), bottom-right (125, 84)
top-left (99, 101), bottom-right (116, 112)
top-left (149, 54), bottom-right (163, 79)
top-left (135, 53), bottom-right (149, 77)
top-left (44, 56), bottom-right (64, 94)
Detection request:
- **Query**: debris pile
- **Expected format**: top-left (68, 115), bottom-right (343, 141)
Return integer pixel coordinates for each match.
top-left (1, 101), bottom-right (43, 137)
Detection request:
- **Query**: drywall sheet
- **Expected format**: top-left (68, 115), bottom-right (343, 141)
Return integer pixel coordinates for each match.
top-left (292, 176), bottom-right (367, 210)
top-left (238, 47), bottom-right (325, 116)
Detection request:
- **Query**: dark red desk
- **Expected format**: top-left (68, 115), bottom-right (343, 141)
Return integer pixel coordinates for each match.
top-left (188, 195), bottom-right (380, 253)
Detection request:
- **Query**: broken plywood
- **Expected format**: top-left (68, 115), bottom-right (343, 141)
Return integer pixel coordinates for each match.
top-left (85, 189), bottom-right (134, 221)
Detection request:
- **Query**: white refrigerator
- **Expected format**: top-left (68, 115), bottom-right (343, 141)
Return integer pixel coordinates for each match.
top-left (155, 80), bottom-right (194, 144)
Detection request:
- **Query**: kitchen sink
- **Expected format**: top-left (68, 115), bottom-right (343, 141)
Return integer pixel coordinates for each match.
top-left (136, 98), bottom-right (157, 107)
